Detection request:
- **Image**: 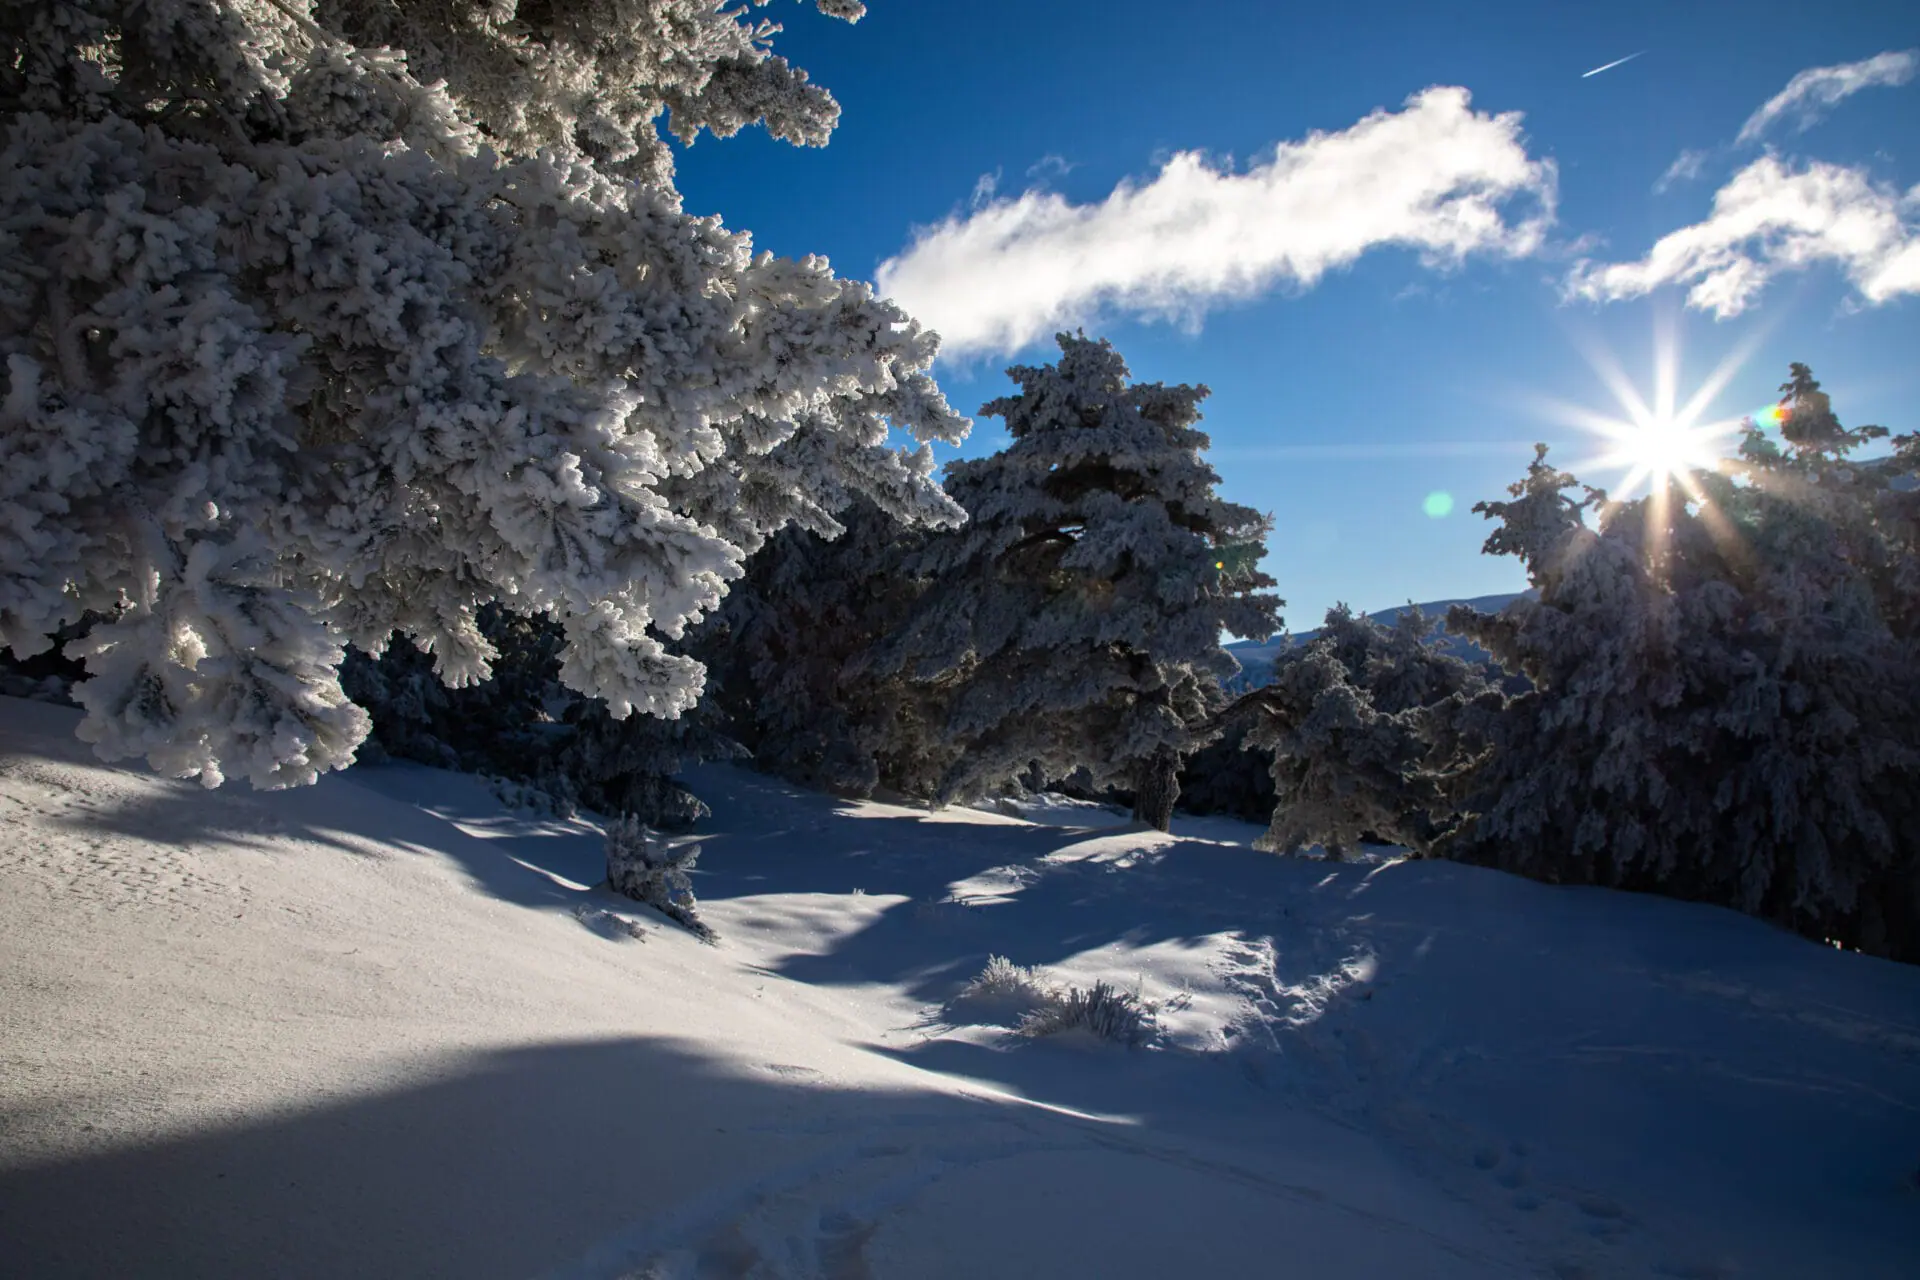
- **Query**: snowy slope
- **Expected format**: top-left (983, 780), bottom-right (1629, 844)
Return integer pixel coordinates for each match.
top-left (3, 695), bottom-right (1917, 1279)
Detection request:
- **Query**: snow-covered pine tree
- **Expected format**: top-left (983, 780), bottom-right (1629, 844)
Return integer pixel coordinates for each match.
top-left (1, 0), bottom-right (965, 790)
top-left (702, 498), bottom-right (955, 797)
top-left (1236, 604), bottom-right (1491, 858)
top-left (870, 333), bottom-right (1282, 830)
top-left (1442, 367), bottom-right (1920, 963)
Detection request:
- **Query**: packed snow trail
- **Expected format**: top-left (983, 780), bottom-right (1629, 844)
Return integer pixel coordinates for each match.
top-left (3, 697), bottom-right (1917, 1278)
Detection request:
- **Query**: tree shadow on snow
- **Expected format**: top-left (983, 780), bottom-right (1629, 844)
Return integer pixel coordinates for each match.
top-left (0, 1036), bottom-right (987, 1279)
top-left (3, 697), bottom-right (608, 914)
top-left (682, 760), bottom-right (1383, 1006)
top-left (0, 1035), bottom-right (1514, 1280)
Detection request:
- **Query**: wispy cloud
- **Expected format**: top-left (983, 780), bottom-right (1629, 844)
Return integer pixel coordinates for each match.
top-left (1654, 148), bottom-right (1710, 193)
top-left (1566, 156), bottom-right (1920, 317)
top-left (875, 86), bottom-right (1557, 360)
top-left (1025, 154), bottom-right (1077, 182)
top-left (1736, 49), bottom-right (1918, 146)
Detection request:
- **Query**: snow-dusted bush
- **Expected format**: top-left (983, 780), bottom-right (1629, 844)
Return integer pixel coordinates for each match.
top-left (1, 0), bottom-right (965, 791)
top-left (944, 954), bottom-right (1057, 1025)
top-left (947, 957), bottom-right (1159, 1046)
top-left (869, 334), bottom-right (1282, 828)
top-left (1237, 605), bottom-right (1493, 859)
top-left (604, 814), bottom-right (712, 942)
top-left (1441, 366), bottom-right (1920, 963)
top-left (1018, 979), bottom-right (1159, 1048)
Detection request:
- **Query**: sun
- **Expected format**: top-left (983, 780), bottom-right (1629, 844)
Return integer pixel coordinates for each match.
top-left (1589, 408), bottom-right (1731, 500)
top-left (1529, 317), bottom-right (1757, 503)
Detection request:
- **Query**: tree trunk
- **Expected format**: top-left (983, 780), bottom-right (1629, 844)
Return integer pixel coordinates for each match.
top-left (1132, 749), bottom-right (1180, 832)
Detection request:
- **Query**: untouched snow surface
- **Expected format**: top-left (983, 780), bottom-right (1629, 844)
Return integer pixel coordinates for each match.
top-left (2, 696), bottom-right (1917, 1278)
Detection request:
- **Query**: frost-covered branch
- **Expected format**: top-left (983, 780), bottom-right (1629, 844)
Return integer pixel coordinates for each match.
top-left (1, 0), bottom-right (967, 788)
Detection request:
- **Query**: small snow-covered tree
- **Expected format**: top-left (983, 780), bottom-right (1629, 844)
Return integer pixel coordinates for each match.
top-left (1237, 605), bottom-right (1491, 858)
top-left (1442, 367), bottom-right (1920, 963)
top-left (604, 814), bottom-right (711, 941)
top-left (871, 333), bottom-right (1282, 830)
top-left (1, 0), bottom-right (965, 790)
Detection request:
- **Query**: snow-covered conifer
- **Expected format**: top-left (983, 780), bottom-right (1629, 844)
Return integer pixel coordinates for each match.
top-left (1443, 368), bottom-right (1920, 963)
top-left (1239, 605), bottom-right (1489, 858)
top-left (0, 0), bottom-right (964, 790)
top-left (872, 334), bottom-right (1282, 829)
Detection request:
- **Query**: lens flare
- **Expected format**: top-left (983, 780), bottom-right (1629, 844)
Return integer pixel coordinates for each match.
top-left (1423, 490), bottom-right (1455, 518)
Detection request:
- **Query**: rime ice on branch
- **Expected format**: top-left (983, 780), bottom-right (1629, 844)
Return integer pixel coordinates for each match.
top-left (0, 0), bottom-right (963, 788)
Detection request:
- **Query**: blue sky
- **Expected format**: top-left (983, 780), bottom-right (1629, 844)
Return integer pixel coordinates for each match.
top-left (676, 0), bottom-right (1920, 633)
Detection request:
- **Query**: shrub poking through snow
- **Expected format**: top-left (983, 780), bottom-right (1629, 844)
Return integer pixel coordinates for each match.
top-left (946, 954), bottom-right (1058, 1024)
top-left (1018, 980), bottom-right (1159, 1048)
top-left (604, 815), bottom-right (713, 942)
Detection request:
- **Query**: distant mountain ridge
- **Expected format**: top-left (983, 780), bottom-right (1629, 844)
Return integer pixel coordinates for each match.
top-left (1224, 592), bottom-right (1526, 690)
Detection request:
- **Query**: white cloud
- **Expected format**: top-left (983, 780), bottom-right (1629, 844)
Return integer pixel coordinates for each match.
top-left (1566, 156), bottom-right (1920, 317)
top-left (874, 86), bottom-right (1556, 360)
top-left (1655, 148), bottom-right (1710, 193)
top-left (1735, 50), bottom-right (1918, 146)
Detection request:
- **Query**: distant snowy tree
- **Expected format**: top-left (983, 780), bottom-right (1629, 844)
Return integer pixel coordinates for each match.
top-left (871, 334), bottom-right (1282, 830)
top-left (1236, 605), bottom-right (1491, 858)
top-left (0, 0), bottom-right (964, 791)
top-left (1443, 367), bottom-right (1920, 963)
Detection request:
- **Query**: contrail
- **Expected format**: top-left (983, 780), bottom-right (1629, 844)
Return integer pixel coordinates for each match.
top-left (1583, 51), bottom-right (1645, 78)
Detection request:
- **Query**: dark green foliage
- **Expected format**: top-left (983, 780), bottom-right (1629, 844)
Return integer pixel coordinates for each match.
top-left (1176, 719), bottom-right (1278, 822)
top-left (345, 606), bottom-right (740, 828)
top-left (700, 500), bottom-right (956, 799)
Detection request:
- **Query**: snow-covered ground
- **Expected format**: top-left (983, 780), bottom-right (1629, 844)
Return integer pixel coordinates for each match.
top-left (3, 695), bottom-right (1917, 1279)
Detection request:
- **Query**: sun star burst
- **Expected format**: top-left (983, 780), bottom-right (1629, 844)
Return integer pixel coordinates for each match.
top-left (1534, 317), bottom-right (1762, 505)
top-left (1589, 409), bottom-right (1732, 501)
